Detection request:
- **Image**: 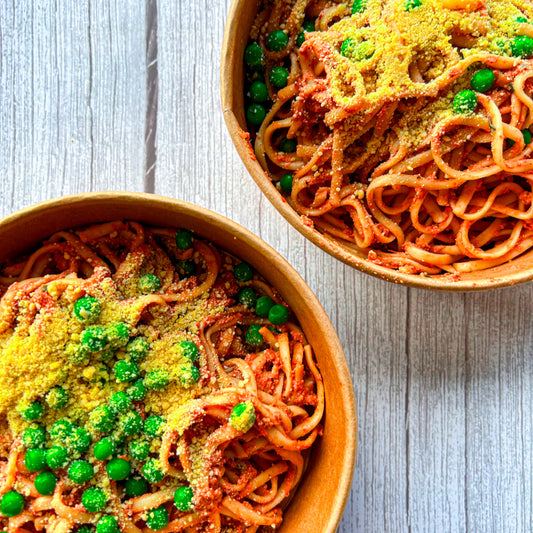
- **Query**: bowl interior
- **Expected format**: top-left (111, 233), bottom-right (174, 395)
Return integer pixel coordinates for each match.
top-left (221, 0), bottom-right (533, 291)
top-left (0, 192), bottom-right (357, 533)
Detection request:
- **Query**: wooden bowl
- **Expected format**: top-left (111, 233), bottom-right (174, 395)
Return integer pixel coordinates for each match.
top-left (220, 0), bottom-right (533, 291)
top-left (0, 192), bottom-right (357, 533)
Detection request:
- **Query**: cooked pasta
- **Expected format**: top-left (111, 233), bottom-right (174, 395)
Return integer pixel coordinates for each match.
top-left (244, 0), bottom-right (533, 275)
top-left (0, 221), bottom-right (324, 533)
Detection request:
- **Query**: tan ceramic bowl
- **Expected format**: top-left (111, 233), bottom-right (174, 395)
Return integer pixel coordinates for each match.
top-left (221, 0), bottom-right (533, 291)
top-left (0, 192), bottom-right (356, 533)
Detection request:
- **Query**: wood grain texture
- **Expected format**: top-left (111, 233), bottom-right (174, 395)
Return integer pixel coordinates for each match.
top-left (0, 0), bottom-right (146, 220)
top-left (465, 288), bottom-right (533, 533)
top-left (407, 292), bottom-right (467, 533)
top-left (3, 0), bottom-right (533, 531)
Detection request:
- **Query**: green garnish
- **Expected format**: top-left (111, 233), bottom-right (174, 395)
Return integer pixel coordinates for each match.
top-left (73, 296), bottom-right (101, 323)
top-left (34, 472), bottom-right (57, 496)
top-left (230, 401), bottom-right (256, 433)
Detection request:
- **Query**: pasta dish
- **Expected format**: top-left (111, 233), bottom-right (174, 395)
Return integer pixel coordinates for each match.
top-left (0, 221), bottom-right (324, 532)
top-left (244, 0), bottom-right (533, 275)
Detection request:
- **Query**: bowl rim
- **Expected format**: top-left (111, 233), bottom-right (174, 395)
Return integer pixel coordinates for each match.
top-left (0, 191), bottom-right (357, 533)
top-left (220, 0), bottom-right (533, 292)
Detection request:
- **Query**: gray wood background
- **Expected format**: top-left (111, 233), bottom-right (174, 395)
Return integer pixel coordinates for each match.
top-left (1, 1), bottom-right (531, 531)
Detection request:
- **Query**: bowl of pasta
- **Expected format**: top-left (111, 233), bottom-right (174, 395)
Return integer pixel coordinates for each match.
top-left (0, 192), bottom-right (356, 533)
top-left (221, 0), bottom-right (533, 290)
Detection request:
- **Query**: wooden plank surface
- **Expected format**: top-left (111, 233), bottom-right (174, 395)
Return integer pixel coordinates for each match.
top-left (2, 0), bottom-right (533, 531)
top-left (0, 0), bottom-right (146, 219)
top-left (407, 292), bottom-right (467, 533)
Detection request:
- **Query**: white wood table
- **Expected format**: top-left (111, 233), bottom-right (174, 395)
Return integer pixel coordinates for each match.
top-left (1, 2), bottom-right (531, 532)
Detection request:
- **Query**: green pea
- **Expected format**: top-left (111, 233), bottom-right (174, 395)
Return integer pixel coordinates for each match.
top-left (96, 515), bottom-right (118, 533)
top-left (245, 324), bottom-right (264, 347)
top-left (90, 405), bottom-right (116, 433)
top-left (279, 173), bottom-right (293, 193)
top-left (106, 458), bottom-right (131, 481)
top-left (46, 445), bottom-right (69, 469)
top-left (340, 37), bottom-right (354, 58)
top-left (230, 401), bottom-right (256, 433)
top-left (46, 386), bottom-right (69, 409)
top-left (237, 287), bottom-right (258, 308)
top-left (124, 477), bottom-right (149, 498)
top-left (0, 490), bottom-right (24, 517)
top-left (128, 440), bottom-right (150, 461)
top-left (146, 506), bottom-right (169, 530)
top-left (175, 229), bottom-right (193, 250)
top-left (180, 341), bottom-right (199, 362)
top-left (246, 104), bottom-right (266, 126)
top-left (106, 323), bottom-right (130, 348)
top-left (34, 472), bottom-right (57, 496)
top-left (127, 379), bottom-right (147, 401)
top-left (67, 427), bottom-right (92, 455)
top-left (81, 326), bottom-right (107, 353)
top-left (118, 411), bottom-right (143, 437)
top-left (114, 360), bottom-right (140, 383)
top-left (68, 460), bottom-right (94, 484)
top-left (144, 415), bottom-right (166, 438)
top-left (268, 304), bottom-right (290, 325)
top-left (126, 337), bottom-right (150, 363)
top-left (266, 30), bottom-right (288, 52)
top-left (73, 296), bottom-right (101, 323)
top-left (471, 69), bottom-right (495, 92)
top-left (82, 487), bottom-right (107, 513)
top-left (93, 437), bottom-right (116, 461)
top-left (244, 42), bottom-right (265, 70)
top-left (256, 295), bottom-right (274, 317)
top-left (233, 262), bottom-right (253, 282)
top-left (25, 448), bottom-right (47, 471)
top-left (23, 425), bottom-right (46, 448)
top-left (453, 90), bottom-right (478, 114)
top-left (49, 419), bottom-right (73, 442)
top-left (174, 486), bottom-right (194, 511)
top-left (249, 81), bottom-right (268, 103)
top-left (511, 35), bottom-right (533, 58)
top-left (177, 364), bottom-right (200, 388)
top-left (279, 137), bottom-right (297, 153)
top-left (177, 259), bottom-right (196, 278)
top-left (352, 0), bottom-right (367, 13)
top-left (108, 392), bottom-right (131, 415)
top-left (21, 401), bottom-right (44, 422)
top-left (340, 38), bottom-right (374, 60)
top-left (144, 369), bottom-right (170, 391)
top-left (517, 16), bottom-right (529, 24)
top-left (138, 274), bottom-right (162, 294)
top-left (143, 458), bottom-right (165, 483)
top-left (404, 0), bottom-right (422, 10)
top-left (269, 66), bottom-right (289, 89)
